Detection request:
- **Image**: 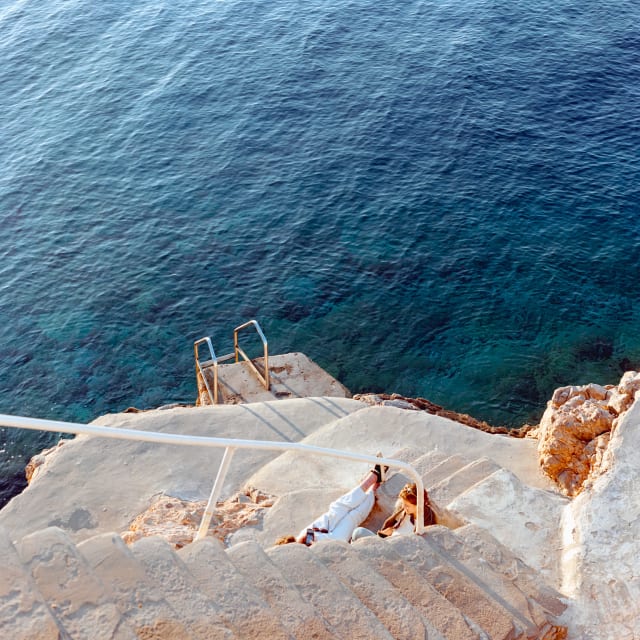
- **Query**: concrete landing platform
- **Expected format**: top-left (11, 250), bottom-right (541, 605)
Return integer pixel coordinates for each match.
top-left (197, 352), bottom-right (351, 405)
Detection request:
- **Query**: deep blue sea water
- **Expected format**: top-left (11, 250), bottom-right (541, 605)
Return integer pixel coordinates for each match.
top-left (2, 0), bottom-right (640, 506)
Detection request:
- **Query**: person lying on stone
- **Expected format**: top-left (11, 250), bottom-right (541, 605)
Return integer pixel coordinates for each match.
top-left (350, 481), bottom-right (436, 541)
top-left (275, 461), bottom-right (387, 546)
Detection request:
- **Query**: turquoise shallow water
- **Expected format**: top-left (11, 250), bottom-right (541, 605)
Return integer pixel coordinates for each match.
top-left (1, 0), bottom-right (640, 505)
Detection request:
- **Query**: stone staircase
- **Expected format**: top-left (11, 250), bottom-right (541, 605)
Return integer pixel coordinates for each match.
top-left (0, 447), bottom-right (568, 639)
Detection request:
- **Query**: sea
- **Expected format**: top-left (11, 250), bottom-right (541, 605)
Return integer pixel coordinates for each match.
top-left (1, 0), bottom-right (639, 507)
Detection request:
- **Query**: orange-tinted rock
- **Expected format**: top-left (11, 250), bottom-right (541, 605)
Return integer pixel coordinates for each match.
top-left (537, 372), bottom-right (640, 496)
top-left (24, 440), bottom-right (70, 484)
top-left (121, 487), bottom-right (275, 549)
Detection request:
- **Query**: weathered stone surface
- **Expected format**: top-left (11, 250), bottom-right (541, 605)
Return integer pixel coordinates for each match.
top-left (247, 405), bottom-right (553, 500)
top-left (353, 535), bottom-right (479, 640)
top-left (560, 399), bottom-right (640, 639)
top-left (424, 525), bottom-right (566, 638)
top-left (198, 352), bottom-right (351, 405)
top-left (447, 468), bottom-right (568, 588)
top-left (18, 526), bottom-right (137, 640)
top-left (121, 489), bottom-right (274, 548)
top-left (453, 524), bottom-right (567, 619)
top-left (129, 536), bottom-right (234, 640)
top-left (267, 542), bottom-right (395, 640)
top-left (24, 439), bottom-right (70, 484)
top-left (353, 393), bottom-right (535, 437)
top-left (536, 372), bottom-right (640, 496)
top-left (227, 540), bottom-right (337, 640)
top-left (429, 457), bottom-right (501, 506)
top-left (386, 534), bottom-right (519, 640)
top-left (0, 526), bottom-right (62, 640)
top-left (178, 538), bottom-right (291, 640)
top-left (312, 539), bottom-right (445, 640)
top-left (78, 532), bottom-right (194, 640)
top-left (1, 397), bottom-right (363, 544)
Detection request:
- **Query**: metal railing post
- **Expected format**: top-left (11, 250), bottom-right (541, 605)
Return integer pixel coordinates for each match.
top-left (194, 337), bottom-right (219, 404)
top-left (195, 446), bottom-right (236, 541)
top-left (415, 477), bottom-right (426, 535)
top-left (233, 319), bottom-right (270, 391)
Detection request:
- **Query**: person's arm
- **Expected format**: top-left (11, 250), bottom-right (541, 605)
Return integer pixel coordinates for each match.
top-left (377, 507), bottom-right (404, 538)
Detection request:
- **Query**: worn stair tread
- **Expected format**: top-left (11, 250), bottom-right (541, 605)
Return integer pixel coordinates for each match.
top-left (178, 537), bottom-right (292, 640)
top-left (267, 541), bottom-right (395, 640)
top-left (78, 532), bottom-right (195, 640)
top-left (17, 526), bottom-right (136, 640)
top-left (352, 536), bottom-right (480, 640)
top-left (129, 536), bottom-right (235, 640)
top-left (409, 450), bottom-right (452, 477)
top-left (386, 534), bottom-right (521, 640)
top-left (312, 539), bottom-right (445, 640)
top-left (226, 539), bottom-right (338, 640)
top-left (446, 468), bottom-right (569, 588)
top-left (429, 457), bottom-right (503, 506)
top-left (0, 526), bottom-right (63, 640)
top-left (422, 454), bottom-right (474, 489)
top-left (423, 526), bottom-right (547, 635)
top-left (453, 525), bottom-right (567, 619)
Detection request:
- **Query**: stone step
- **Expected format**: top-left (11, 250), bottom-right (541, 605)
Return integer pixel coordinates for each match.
top-left (129, 536), bottom-right (235, 640)
top-left (423, 526), bottom-right (547, 637)
top-left (453, 524), bottom-right (567, 620)
top-left (352, 536), bottom-right (480, 640)
top-left (445, 468), bottom-right (569, 586)
top-left (429, 457), bottom-right (502, 507)
top-left (311, 538), bottom-right (446, 640)
top-left (177, 537), bottom-right (293, 640)
top-left (226, 539), bottom-right (338, 639)
top-left (422, 454), bottom-right (473, 489)
top-left (386, 534), bottom-right (524, 640)
top-left (408, 450), bottom-right (452, 479)
top-left (17, 526), bottom-right (136, 640)
top-left (78, 532), bottom-right (195, 640)
top-left (266, 542), bottom-right (396, 640)
top-left (0, 526), bottom-right (63, 640)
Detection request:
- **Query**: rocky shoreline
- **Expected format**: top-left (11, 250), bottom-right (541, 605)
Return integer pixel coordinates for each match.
top-left (4, 364), bottom-right (640, 638)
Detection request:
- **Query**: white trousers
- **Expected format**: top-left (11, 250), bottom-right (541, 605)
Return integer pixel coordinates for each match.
top-left (297, 485), bottom-right (375, 543)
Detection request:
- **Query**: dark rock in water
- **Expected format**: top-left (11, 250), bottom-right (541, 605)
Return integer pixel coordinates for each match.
top-left (277, 301), bottom-right (312, 322)
top-left (574, 337), bottom-right (614, 362)
top-left (619, 357), bottom-right (640, 372)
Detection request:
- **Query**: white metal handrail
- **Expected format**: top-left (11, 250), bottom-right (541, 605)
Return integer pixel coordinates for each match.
top-left (0, 413), bottom-right (427, 540)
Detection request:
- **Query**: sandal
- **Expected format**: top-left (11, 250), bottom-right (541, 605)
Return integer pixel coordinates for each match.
top-left (371, 452), bottom-right (389, 483)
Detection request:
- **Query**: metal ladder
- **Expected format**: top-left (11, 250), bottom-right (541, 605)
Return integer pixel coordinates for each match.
top-left (194, 319), bottom-right (270, 405)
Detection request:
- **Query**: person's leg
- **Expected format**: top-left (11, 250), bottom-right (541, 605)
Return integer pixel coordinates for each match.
top-left (297, 471), bottom-right (380, 543)
top-left (351, 526), bottom-right (376, 541)
top-left (330, 488), bottom-right (375, 541)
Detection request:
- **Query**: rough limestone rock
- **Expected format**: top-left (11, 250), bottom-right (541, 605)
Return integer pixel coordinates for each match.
top-left (121, 489), bottom-right (274, 548)
top-left (536, 372), bottom-right (640, 496)
top-left (560, 399), bottom-right (640, 639)
top-left (24, 440), bottom-right (70, 484)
